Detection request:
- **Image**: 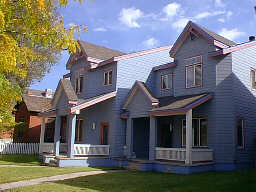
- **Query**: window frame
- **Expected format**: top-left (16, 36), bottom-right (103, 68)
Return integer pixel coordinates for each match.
top-left (250, 68), bottom-right (256, 90)
top-left (100, 122), bottom-right (109, 145)
top-left (75, 118), bottom-right (83, 143)
top-left (185, 55), bottom-right (203, 89)
top-left (160, 73), bottom-right (173, 90)
top-left (236, 117), bottom-right (245, 149)
top-left (181, 117), bottom-right (208, 147)
top-left (75, 74), bottom-right (84, 94)
top-left (103, 70), bottom-right (113, 86)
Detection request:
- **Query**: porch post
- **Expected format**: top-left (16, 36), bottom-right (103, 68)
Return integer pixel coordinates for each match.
top-left (185, 109), bottom-right (192, 165)
top-left (67, 114), bottom-right (76, 158)
top-left (39, 117), bottom-right (47, 154)
top-left (149, 116), bottom-right (156, 161)
top-left (126, 118), bottom-right (133, 158)
top-left (54, 116), bottom-right (61, 156)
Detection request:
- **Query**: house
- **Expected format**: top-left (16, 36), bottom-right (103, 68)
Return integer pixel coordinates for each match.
top-left (39, 21), bottom-right (256, 173)
top-left (14, 89), bottom-right (54, 143)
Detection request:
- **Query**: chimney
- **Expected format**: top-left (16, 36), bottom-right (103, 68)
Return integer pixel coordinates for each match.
top-left (44, 89), bottom-right (53, 98)
top-left (249, 36), bottom-right (255, 42)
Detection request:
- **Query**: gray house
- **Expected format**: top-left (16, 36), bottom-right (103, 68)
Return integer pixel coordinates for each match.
top-left (40, 21), bottom-right (256, 174)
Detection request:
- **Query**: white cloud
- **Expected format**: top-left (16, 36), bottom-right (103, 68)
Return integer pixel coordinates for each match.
top-left (163, 2), bottom-right (180, 18)
top-left (93, 27), bottom-right (107, 32)
top-left (172, 18), bottom-right (189, 31)
top-left (218, 18), bottom-right (225, 23)
top-left (227, 11), bottom-right (233, 18)
top-left (143, 37), bottom-right (159, 48)
top-left (215, 0), bottom-right (225, 7)
top-left (219, 28), bottom-right (245, 40)
top-left (194, 11), bottom-right (226, 20)
top-left (67, 23), bottom-right (75, 27)
top-left (119, 7), bottom-right (143, 28)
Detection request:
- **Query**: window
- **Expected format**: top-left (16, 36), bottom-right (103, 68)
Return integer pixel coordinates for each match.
top-left (182, 118), bottom-right (207, 147)
top-left (161, 74), bottom-right (172, 90)
top-left (75, 75), bottom-right (83, 93)
top-left (75, 119), bottom-right (83, 143)
top-left (19, 117), bottom-right (25, 122)
top-left (250, 68), bottom-right (256, 89)
top-left (103, 70), bottom-right (113, 86)
top-left (237, 118), bottom-right (244, 148)
top-left (185, 56), bottom-right (202, 88)
top-left (100, 122), bottom-right (109, 145)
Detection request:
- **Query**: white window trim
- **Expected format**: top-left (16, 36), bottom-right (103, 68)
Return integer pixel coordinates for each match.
top-left (185, 56), bottom-right (203, 89)
top-left (181, 118), bottom-right (208, 147)
top-left (161, 73), bottom-right (172, 90)
top-left (103, 70), bottom-right (113, 86)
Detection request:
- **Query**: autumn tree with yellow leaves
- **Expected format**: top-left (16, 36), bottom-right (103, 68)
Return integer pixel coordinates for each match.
top-left (0, 0), bottom-right (87, 129)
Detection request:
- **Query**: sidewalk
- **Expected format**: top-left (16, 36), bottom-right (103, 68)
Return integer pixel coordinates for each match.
top-left (0, 170), bottom-right (125, 191)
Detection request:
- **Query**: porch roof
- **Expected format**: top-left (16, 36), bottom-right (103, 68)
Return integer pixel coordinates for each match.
top-left (149, 93), bottom-right (213, 116)
top-left (69, 91), bottom-right (117, 113)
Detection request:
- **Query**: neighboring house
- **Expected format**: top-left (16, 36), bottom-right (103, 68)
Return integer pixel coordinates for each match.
top-left (40, 21), bottom-right (256, 174)
top-left (14, 89), bottom-right (54, 143)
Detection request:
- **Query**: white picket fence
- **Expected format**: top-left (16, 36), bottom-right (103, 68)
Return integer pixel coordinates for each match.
top-left (0, 143), bottom-right (39, 154)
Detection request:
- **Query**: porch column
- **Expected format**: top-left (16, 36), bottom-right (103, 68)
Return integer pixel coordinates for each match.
top-left (67, 114), bottom-right (76, 158)
top-left (54, 116), bottom-right (61, 156)
top-left (39, 117), bottom-right (47, 154)
top-left (185, 109), bottom-right (193, 165)
top-left (149, 116), bottom-right (157, 161)
top-left (126, 118), bottom-right (133, 158)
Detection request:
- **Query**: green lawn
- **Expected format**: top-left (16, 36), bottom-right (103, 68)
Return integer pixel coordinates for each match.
top-left (0, 155), bottom-right (41, 166)
top-left (7, 169), bottom-right (256, 192)
top-left (0, 166), bottom-right (107, 184)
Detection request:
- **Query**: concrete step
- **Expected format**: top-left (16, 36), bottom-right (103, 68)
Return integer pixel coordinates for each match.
top-left (48, 159), bottom-right (57, 167)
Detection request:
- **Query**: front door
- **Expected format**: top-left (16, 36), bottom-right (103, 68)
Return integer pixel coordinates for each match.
top-left (159, 123), bottom-right (172, 147)
top-left (132, 117), bottom-right (150, 159)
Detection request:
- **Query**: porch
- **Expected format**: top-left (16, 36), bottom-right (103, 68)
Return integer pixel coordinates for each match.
top-left (123, 93), bottom-right (214, 165)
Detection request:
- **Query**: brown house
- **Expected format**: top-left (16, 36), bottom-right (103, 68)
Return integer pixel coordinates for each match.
top-left (14, 89), bottom-right (54, 143)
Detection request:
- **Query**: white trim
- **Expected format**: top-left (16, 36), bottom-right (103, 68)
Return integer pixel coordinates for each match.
top-left (160, 73), bottom-right (172, 90)
top-left (185, 55), bottom-right (203, 88)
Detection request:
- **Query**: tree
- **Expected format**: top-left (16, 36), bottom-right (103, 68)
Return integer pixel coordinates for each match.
top-left (0, 0), bottom-right (87, 129)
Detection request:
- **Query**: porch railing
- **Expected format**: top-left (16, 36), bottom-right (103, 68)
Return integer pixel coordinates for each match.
top-left (74, 144), bottom-right (110, 156)
top-left (155, 148), bottom-right (186, 161)
top-left (40, 143), bottom-right (67, 153)
top-left (155, 147), bottom-right (213, 162)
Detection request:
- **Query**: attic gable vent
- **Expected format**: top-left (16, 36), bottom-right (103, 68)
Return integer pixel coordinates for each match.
top-left (190, 32), bottom-right (196, 41)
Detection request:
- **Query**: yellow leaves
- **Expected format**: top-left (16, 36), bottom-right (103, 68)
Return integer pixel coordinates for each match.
top-left (0, 10), bottom-right (5, 31)
top-left (38, 0), bottom-right (45, 10)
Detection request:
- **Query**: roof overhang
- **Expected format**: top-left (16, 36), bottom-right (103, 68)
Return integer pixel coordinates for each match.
top-left (153, 62), bottom-right (176, 72)
top-left (69, 91), bottom-right (117, 113)
top-left (38, 109), bottom-right (56, 118)
top-left (149, 93), bottom-right (213, 116)
top-left (209, 40), bottom-right (256, 57)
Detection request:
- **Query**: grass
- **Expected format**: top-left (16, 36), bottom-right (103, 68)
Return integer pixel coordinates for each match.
top-left (0, 155), bottom-right (41, 166)
top-left (0, 166), bottom-right (111, 184)
top-left (7, 169), bottom-right (256, 192)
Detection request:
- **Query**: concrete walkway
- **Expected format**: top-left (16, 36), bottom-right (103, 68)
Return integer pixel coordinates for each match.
top-left (0, 165), bottom-right (42, 168)
top-left (0, 170), bottom-right (125, 191)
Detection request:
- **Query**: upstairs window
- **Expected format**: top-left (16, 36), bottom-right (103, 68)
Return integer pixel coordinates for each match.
top-left (185, 56), bottom-right (202, 88)
top-left (161, 74), bottom-right (172, 90)
top-left (237, 117), bottom-right (244, 148)
top-left (75, 75), bottom-right (83, 94)
top-left (104, 70), bottom-right (113, 86)
top-left (250, 68), bottom-right (256, 90)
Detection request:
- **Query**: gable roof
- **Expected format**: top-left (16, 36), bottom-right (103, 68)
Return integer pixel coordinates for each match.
top-left (22, 95), bottom-right (52, 113)
top-left (51, 79), bottom-right (78, 108)
top-left (122, 81), bottom-right (159, 109)
top-left (66, 41), bottom-right (126, 69)
top-left (169, 21), bottom-right (236, 57)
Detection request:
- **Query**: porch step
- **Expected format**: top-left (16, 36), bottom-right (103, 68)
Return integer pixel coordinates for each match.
top-left (48, 159), bottom-right (57, 167)
top-left (125, 162), bottom-right (141, 171)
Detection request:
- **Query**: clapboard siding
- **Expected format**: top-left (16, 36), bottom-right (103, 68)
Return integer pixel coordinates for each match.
top-left (232, 45), bottom-right (256, 165)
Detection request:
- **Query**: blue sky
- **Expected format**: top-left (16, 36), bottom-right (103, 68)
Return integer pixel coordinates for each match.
top-left (30, 0), bottom-right (256, 91)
